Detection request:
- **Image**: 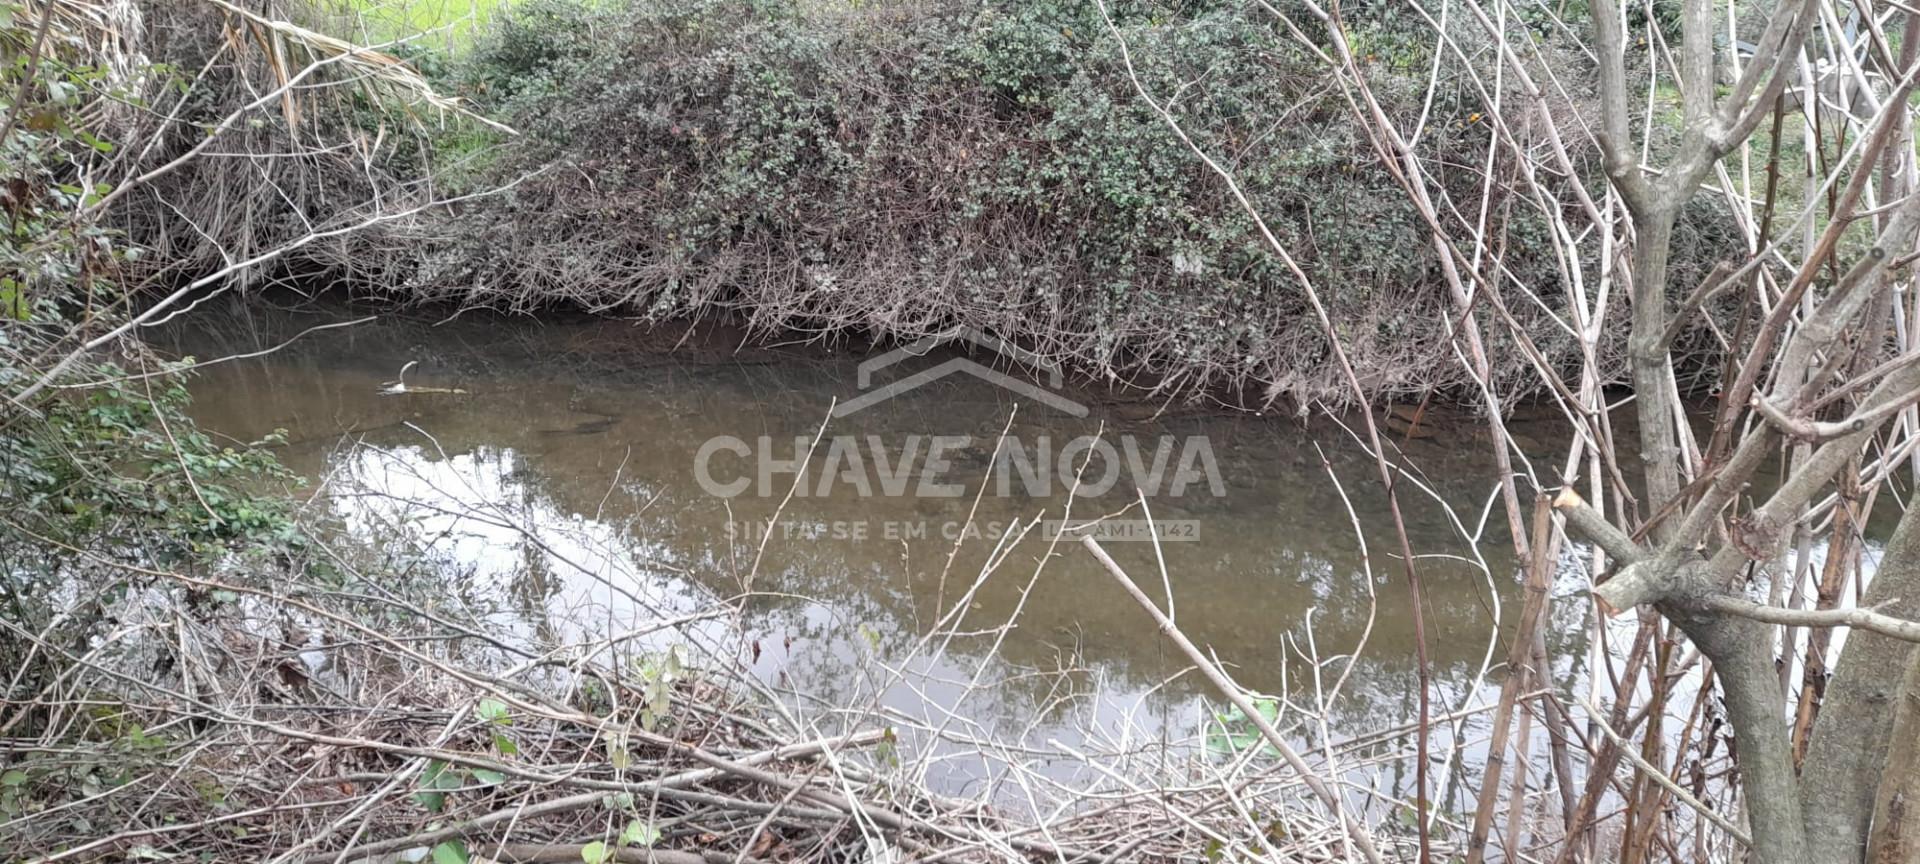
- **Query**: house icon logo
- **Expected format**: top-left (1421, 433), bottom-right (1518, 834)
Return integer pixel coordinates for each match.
top-left (832, 327), bottom-right (1089, 418)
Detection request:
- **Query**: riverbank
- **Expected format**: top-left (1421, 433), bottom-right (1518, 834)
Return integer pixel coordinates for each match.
top-left (0, 530), bottom-right (1434, 863)
top-left (111, 0), bottom-right (1747, 411)
top-left (0, 0), bottom-right (1794, 860)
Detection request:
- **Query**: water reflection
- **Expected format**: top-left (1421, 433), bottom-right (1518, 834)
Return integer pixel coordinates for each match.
top-left (156, 299), bottom-right (1597, 800)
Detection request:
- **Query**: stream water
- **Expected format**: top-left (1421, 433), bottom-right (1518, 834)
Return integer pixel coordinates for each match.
top-left (154, 297), bottom-right (1597, 802)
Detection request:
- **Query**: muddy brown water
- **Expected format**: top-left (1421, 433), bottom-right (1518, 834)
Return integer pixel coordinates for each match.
top-left (155, 298), bottom-right (1595, 800)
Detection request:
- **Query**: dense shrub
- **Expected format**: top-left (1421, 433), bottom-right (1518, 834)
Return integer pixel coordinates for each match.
top-left (0, 0), bottom-right (312, 717)
top-left (398, 0), bottom-right (1738, 405)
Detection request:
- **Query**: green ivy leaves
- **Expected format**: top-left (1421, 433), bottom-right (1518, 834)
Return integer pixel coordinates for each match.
top-left (620, 818), bottom-right (662, 847)
top-left (476, 698), bottom-right (511, 724)
top-left (414, 760), bottom-right (461, 812)
top-left (579, 817), bottom-right (661, 862)
top-left (1204, 693), bottom-right (1282, 759)
top-left (476, 697), bottom-right (523, 755)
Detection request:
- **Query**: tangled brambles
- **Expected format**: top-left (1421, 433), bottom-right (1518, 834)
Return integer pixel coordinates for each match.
top-left (0, 507), bottom-right (1445, 864)
top-left (360, 0), bottom-right (1743, 409)
top-left (86, 0), bottom-right (1747, 409)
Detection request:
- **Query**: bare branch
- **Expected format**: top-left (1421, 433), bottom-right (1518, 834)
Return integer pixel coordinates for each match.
top-left (1553, 488), bottom-right (1647, 564)
top-left (1714, 0), bottom-right (1820, 150)
top-left (1579, 691), bottom-right (1753, 844)
top-left (1587, 0), bottom-right (1652, 208)
top-left (1656, 255), bottom-right (1766, 351)
top-left (1702, 596), bottom-right (1920, 643)
top-left (1078, 534), bottom-right (1387, 864)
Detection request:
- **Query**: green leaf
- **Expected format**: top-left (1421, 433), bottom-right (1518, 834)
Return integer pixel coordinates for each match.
top-left (1395, 801), bottom-right (1430, 829)
top-left (415, 760), bottom-right (455, 811)
top-left (1, 770), bottom-right (26, 787)
top-left (0, 279), bottom-right (29, 322)
top-left (492, 733), bottom-right (519, 756)
top-left (74, 130), bottom-right (113, 153)
top-left (471, 768), bottom-right (505, 786)
top-left (619, 818), bottom-right (660, 847)
top-left (579, 841), bottom-right (609, 864)
top-left (476, 698), bottom-right (511, 726)
top-left (431, 841), bottom-right (470, 864)
top-left (876, 726), bottom-right (899, 769)
top-left (433, 771), bottom-right (465, 791)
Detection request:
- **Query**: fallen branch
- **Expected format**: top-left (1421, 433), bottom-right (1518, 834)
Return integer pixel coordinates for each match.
top-left (1078, 534), bottom-right (1388, 864)
top-left (475, 843), bottom-right (763, 864)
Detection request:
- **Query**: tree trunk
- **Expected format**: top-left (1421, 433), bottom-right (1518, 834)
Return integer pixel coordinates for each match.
top-left (1627, 208), bottom-right (1684, 540)
top-left (1803, 504), bottom-right (1920, 863)
top-left (1793, 477), bottom-right (1858, 767)
top-left (1866, 652), bottom-right (1920, 864)
top-left (1676, 609), bottom-right (1812, 864)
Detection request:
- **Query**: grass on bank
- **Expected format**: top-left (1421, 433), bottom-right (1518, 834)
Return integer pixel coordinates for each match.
top-left (341, 0), bottom-right (508, 50)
